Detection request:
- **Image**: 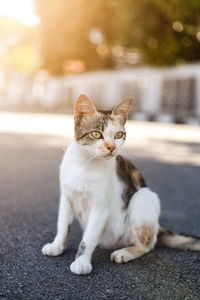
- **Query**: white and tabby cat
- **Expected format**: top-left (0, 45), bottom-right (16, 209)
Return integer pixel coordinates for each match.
top-left (42, 95), bottom-right (200, 275)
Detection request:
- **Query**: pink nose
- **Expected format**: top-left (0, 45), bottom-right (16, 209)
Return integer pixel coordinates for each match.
top-left (106, 144), bottom-right (116, 152)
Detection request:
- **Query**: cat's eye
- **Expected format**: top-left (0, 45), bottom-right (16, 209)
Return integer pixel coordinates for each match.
top-left (91, 131), bottom-right (102, 139)
top-left (114, 131), bottom-right (124, 139)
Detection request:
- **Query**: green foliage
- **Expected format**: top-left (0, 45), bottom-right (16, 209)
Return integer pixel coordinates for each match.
top-left (141, 0), bottom-right (200, 65)
top-left (35, 0), bottom-right (200, 75)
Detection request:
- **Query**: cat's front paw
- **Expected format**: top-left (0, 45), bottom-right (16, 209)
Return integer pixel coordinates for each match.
top-left (70, 256), bottom-right (92, 275)
top-left (111, 249), bottom-right (134, 263)
top-left (42, 242), bottom-right (64, 256)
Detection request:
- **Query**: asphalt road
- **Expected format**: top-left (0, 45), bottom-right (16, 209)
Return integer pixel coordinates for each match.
top-left (0, 129), bottom-right (200, 300)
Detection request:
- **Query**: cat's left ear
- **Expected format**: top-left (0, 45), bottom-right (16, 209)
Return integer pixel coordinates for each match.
top-left (111, 98), bottom-right (133, 124)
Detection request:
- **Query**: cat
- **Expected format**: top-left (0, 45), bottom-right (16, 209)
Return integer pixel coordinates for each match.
top-left (42, 94), bottom-right (200, 275)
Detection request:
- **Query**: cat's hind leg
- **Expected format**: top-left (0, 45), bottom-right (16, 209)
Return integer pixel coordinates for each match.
top-left (111, 187), bottom-right (160, 263)
top-left (42, 190), bottom-right (74, 256)
top-left (111, 222), bottom-right (156, 263)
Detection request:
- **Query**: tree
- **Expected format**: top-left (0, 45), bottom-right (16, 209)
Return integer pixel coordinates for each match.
top-left (35, 0), bottom-right (200, 75)
top-left (35, 0), bottom-right (114, 75)
top-left (0, 16), bottom-right (40, 73)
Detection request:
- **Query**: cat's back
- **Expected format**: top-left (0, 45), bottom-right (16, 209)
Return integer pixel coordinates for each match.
top-left (115, 155), bottom-right (147, 208)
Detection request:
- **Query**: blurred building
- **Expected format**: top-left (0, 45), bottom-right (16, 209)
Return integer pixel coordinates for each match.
top-left (0, 63), bottom-right (200, 125)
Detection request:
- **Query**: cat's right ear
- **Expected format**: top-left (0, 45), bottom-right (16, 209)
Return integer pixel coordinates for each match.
top-left (74, 95), bottom-right (97, 120)
top-left (111, 97), bottom-right (133, 124)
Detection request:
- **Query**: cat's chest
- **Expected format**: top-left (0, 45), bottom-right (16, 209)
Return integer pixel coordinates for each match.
top-left (62, 167), bottom-right (98, 227)
top-left (69, 189), bottom-right (93, 227)
top-left (62, 164), bottom-right (100, 195)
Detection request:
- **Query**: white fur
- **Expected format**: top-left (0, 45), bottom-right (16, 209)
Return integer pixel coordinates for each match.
top-left (70, 255), bottom-right (92, 275)
top-left (42, 120), bottom-right (161, 275)
top-left (110, 249), bottom-right (135, 263)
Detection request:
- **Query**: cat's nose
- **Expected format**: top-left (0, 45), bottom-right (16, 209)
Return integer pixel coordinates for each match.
top-left (106, 144), bottom-right (116, 152)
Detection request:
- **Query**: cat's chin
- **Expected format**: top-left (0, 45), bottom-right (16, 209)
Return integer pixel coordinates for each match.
top-left (102, 153), bottom-right (117, 160)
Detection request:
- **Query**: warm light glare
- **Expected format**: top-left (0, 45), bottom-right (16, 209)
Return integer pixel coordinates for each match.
top-left (0, 0), bottom-right (40, 26)
top-left (147, 38), bottom-right (158, 49)
top-left (196, 31), bottom-right (200, 41)
top-left (112, 45), bottom-right (124, 57)
top-left (96, 43), bottom-right (109, 56)
top-left (63, 59), bottom-right (86, 73)
top-left (172, 21), bottom-right (183, 32)
top-left (89, 28), bottom-right (103, 44)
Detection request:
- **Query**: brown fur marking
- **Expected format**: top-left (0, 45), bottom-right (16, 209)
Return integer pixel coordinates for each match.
top-left (114, 223), bottom-right (155, 261)
top-left (116, 155), bottom-right (147, 209)
top-left (135, 223), bottom-right (155, 248)
top-left (62, 225), bottom-right (71, 247)
top-left (126, 244), bottom-right (145, 258)
top-left (157, 227), bottom-right (200, 251)
top-left (75, 112), bottom-right (111, 143)
top-left (131, 170), bottom-right (142, 190)
top-left (76, 241), bottom-right (86, 258)
top-left (74, 96), bottom-right (130, 144)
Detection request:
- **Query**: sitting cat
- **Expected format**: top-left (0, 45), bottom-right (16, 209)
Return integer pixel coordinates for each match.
top-left (42, 95), bottom-right (200, 275)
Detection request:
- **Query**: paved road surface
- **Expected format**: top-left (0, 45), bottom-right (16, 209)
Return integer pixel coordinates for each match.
top-left (0, 113), bottom-right (200, 300)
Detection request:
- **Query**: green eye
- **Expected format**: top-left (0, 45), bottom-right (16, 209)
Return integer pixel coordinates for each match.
top-left (114, 131), bottom-right (124, 139)
top-left (91, 131), bottom-right (102, 139)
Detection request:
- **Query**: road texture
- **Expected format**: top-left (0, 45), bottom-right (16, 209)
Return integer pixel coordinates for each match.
top-left (0, 112), bottom-right (200, 300)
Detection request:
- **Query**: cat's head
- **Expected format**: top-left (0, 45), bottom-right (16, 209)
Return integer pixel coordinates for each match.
top-left (74, 95), bottom-right (132, 159)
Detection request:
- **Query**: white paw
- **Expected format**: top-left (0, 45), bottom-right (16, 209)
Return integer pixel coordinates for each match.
top-left (70, 256), bottom-right (92, 275)
top-left (110, 249), bottom-right (134, 263)
top-left (42, 242), bottom-right (64, 256)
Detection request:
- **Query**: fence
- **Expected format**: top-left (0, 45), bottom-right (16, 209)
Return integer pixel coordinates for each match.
top-left (0, 64), bottom-right (200, 124)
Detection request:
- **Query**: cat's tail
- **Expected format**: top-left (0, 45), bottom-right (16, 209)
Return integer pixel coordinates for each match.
top-left (157, 227), bottom-right (200, 251)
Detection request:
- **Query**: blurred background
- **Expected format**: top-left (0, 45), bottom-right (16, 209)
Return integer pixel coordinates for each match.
top-left (0, 0), bottom-right (200, 124)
